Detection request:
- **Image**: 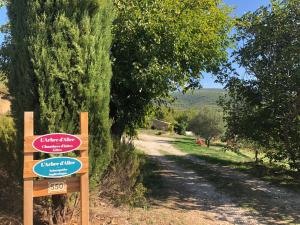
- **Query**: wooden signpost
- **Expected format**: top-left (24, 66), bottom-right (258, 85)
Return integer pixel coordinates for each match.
top-left (23, 112), bottom-right (89, 225)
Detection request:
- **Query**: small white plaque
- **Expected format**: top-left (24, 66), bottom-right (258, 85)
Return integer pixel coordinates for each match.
top-left (48, 181), bottom-right (67, 194)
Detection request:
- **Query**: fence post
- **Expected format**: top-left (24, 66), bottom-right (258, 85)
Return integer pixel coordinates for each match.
top-left (24, 112), bottom-right (34, 225)
top-left (80, 112), bottom-right (89, 224)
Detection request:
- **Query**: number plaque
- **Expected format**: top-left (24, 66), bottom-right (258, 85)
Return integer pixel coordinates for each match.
top-left (48, 181), bottom-right (67, 194)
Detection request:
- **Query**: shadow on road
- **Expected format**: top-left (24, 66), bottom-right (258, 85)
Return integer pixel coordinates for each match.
top-left (142, 154), bottom-right (300, 225)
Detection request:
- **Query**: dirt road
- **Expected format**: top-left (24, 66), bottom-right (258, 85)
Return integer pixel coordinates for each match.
top-left (134, 133), bottom-right (300, 225)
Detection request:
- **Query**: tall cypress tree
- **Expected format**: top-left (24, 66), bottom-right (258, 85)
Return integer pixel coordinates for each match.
top-left (8, 0), bottom-right (113, 186)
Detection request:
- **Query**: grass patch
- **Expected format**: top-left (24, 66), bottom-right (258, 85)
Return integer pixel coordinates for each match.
top-left (171, 136), bottom-right (253, 165)
top-left (170, 136), bottom-right (300, 192)
top-left (138, 129), bottom-right (174, 137)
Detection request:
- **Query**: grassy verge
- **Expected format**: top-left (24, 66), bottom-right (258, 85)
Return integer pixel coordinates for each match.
top-left (170, 136), bottom-right (300, 192)
top-left (140, 156), bottom-right (166, 200)
top-left (138, 129), bottom-right (174, 137)
top-left (101, 140), bottom-right (166, 208)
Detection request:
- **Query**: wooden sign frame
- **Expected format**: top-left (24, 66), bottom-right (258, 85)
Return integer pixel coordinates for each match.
top-left (23, 112), bottom-right (89, 225)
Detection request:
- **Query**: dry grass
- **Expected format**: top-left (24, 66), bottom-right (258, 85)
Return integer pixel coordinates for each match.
top-left (87, 197), bottom-right (232, 225)
top-left (0, 97), bottom-right (10, 115)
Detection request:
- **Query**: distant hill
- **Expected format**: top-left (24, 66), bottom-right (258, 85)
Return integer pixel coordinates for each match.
top-left (171, 88), bottom-right (226, 110)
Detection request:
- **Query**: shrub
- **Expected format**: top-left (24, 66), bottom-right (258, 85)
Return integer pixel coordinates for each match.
top-left (101, 140), bottom-right (147, 207)
top-left (0, 115), bottom-right (18, 177)
top-left (174, 122), bottom-right (187, 135)
top-left (0, 72), bottom-right (8, 96)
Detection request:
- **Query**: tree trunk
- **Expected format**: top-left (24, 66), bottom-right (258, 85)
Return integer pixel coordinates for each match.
top-left (255, 149), bottom-right (258, 164)
top-left (52, 195), bottom-right (67, 224)
top-left (111, 122), bottom-right (125, 141)
top-left (206, 139), bottom-right (211, 148)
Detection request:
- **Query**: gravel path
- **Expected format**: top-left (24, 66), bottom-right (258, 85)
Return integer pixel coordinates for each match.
top-left (134, 133), bottom-right (300, 225)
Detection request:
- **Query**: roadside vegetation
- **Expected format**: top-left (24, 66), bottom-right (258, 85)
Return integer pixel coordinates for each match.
top-left (219, 0), bottom-right (300, 172)
top-left (0, 0), bottom-right (299, 224)
top-left (171, 136), bottom-right (300, 193)
top-left (101, 141), bottom-right (148, 208)
top-left (188, 107), bottom-right (224, 147)
top-left (0, 72), bottom-right (7, 95)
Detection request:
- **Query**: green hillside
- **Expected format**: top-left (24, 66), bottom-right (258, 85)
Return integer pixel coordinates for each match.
top-left (171, 88), bottom-right (226, 110)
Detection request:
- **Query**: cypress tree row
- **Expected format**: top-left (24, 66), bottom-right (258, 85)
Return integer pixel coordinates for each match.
top-left (8, 0), bottom-right (113, 186)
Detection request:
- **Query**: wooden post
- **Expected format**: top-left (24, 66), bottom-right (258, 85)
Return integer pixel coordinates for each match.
top-left (23, 112), bottom-right (89, 224)
top-left (24, 112), bottom-right (34, 225)
top-left (80, 112), bottom-right (89, 225)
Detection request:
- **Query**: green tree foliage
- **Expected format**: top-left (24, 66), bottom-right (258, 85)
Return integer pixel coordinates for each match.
top-left (0, 116), bottom-right (16, 173)
top-left (0, 71), bottom-right (8, 95)
top-left (7, 0), bottom-right (113, 185)
top-left (172, 89), bottom-right (227, 110)
top-left (220, 0), bottom-right (300, 169)
top-left (111, 0), bottom-right (234, 137)
top-left (154, 106), bottom-right (175, 123)
top-left (0, 1), bottom-right (6, 8)
top-left (174, 114), bottom-right (189, 135)
top-left (188, 107), bottom-right (224, 147)
top-left (173, 109), bottom-right (197, 135)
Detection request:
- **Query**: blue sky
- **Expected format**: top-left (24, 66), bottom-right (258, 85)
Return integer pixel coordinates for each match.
top-left (0, 7), bottom-right (7, 44)
top-left (0, 1), bottom-right (270, 88)
top-left (201, 0), bottom-right (270, 88)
